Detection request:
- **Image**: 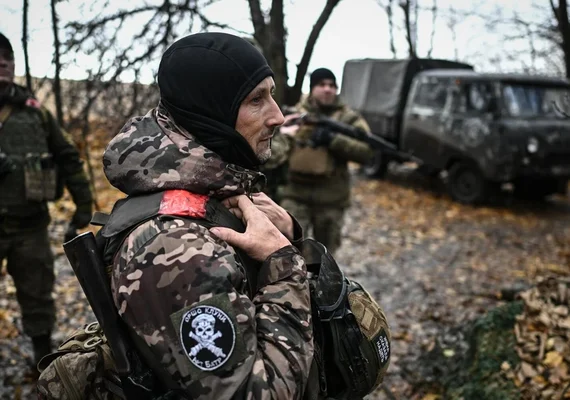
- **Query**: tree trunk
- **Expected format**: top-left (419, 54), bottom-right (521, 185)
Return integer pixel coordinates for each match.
top-left (22, 0), bottom-right (33, 93)
top-left (387, 0), bottom-right (397, 58)
top-left (269, 0), bottom-right (288, 107)
top-left (401, 0), bottom-right (416, 58)
top-left (552, 0), bottom-right (570, 78)
top-left (50, 0), bottom-right (64, 127)
top-left (288, 0), bottom-right (342, 105)
top-left (249, 0), bottom-right (342, 107)
top-left (427, 0), bottom-right (437, 58)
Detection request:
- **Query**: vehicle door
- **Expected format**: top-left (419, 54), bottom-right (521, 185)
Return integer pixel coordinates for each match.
top-left (401, 76), bottom-right (449, 167)
top-left (439, 81), bottom-right (498, 173)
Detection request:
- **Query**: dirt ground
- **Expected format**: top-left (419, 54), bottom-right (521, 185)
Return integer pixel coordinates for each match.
top-left (1, 165), bottom-right (569, 399)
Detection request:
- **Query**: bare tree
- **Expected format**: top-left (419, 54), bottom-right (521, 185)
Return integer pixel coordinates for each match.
top-left (427, 0), bottom-right (437, 58)
top-left (378, 0), bottom-right (442, 59)
top-left (399, 0), bottom-right (417, 58)
top-left (446, 6), bottom-right (459, 61)
top-left (477, 0), bottom-right (567, 76)
top-left (50, 0), bottom-right (64, 126)
top-left (21, 0), bottom-right (33, 93)
top-left (61, 0), bottom-right (231, 134)
top-left (249, 0), bottom-right (343, 106)
top-left (384, 0), bottom-right (397, 58)
top-left (551, 0), bottom-right (570, 78)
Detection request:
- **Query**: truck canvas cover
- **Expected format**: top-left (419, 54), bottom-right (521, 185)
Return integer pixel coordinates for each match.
top-left (340, 58), bottom-right (473, 140)
top-left (340, 58), bottom-right (472, 116)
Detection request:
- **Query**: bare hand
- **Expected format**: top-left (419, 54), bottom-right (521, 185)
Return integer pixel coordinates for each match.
top-left (223, 192), bottom-right (294, 240)
top-left (210, 195), bottom-right (291, 261)
top-left (280, 113), bottom-right (301, 136)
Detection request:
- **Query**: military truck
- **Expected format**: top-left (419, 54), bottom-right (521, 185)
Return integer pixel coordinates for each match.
top-left (340, 58), bottom-right (570, 204)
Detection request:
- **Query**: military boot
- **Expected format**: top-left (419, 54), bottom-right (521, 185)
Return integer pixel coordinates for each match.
top-left (32, 334), bottom-right (52, 366)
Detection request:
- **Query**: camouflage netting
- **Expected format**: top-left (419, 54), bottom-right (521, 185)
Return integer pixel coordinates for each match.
top-left (444, 300), bottom-right (523, 400)
top-left (441, 277), bottom-right (570, 400)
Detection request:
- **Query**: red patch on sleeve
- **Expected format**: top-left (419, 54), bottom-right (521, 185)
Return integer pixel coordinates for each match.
top-left (25, 98), bottom-right (41, 109)
top-left (158, 190), bottom-right (208, 219)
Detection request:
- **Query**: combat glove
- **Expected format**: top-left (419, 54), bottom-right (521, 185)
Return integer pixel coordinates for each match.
top-left (310, 126), bottom-right (335, 147)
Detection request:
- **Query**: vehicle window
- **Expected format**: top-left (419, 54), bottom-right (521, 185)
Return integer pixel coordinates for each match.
top-left (466, 83), bottom-right (493, 111)
top-left (412, 80), bottom-right (448, 110)
top-left (502, 84), bottom-right (570, 117)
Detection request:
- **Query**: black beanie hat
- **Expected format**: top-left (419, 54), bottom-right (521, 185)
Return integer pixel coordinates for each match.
top-left (158, 32), bottom-right (274, 170)
top-left (310, 68), bottom-right (336, 90)
top-left (0, 33), bottom-right (13, 54)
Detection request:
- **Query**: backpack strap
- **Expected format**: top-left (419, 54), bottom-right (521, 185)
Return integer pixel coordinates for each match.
top-left (91, 190), bottom-right (261, 397)
top-left (98, 191), bottom-right (260, 297)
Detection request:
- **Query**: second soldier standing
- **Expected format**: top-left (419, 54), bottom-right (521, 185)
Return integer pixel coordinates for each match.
top-left (280, 68), bottom-right (374, 255)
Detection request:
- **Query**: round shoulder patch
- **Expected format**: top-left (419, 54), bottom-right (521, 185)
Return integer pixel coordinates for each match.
top-left (180, 305), bottom-right (236, 371)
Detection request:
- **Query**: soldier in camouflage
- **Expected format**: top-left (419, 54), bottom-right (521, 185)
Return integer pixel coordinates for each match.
top-left (101, 33), bottom-right (313, 398)
top-left (0, 33), bottom-right (93, 365)
top-left (280, 68), bottom-right (374, 255)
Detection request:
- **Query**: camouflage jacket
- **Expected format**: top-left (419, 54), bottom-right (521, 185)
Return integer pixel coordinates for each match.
top-left (281, 96), bottom-right (374, 208)
top-left (0, 84), bottom-right (92, 232)
top-left (103, 105), bottom-right (313, 399)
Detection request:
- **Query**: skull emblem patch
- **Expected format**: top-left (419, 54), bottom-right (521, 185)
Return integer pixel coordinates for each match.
top-left (180, 305), bottom-right (236, 371)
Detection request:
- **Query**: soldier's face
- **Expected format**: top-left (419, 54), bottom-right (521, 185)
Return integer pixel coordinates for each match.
top-left (311, 79), bottom-right (337, 106)
top-left (235, 77), bottom-right (285, 164)
top-left (0, 49), bottom-right (14, 86)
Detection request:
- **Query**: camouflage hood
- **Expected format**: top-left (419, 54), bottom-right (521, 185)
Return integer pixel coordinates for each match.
top-left (103, 105), bottom-right (265, 197)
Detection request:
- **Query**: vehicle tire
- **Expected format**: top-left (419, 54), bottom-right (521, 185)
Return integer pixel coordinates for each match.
top-left (447, 162), bottom-right (488, 204)
top-left (416, 164), bottom-right (441, 178)
top-left (514, 179), bottom-right (562, 200)
top-left (361, 150), bottom-right (388, 178)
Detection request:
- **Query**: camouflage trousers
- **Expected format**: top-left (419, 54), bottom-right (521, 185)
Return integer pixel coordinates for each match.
top-left (0, 228), bottom-right (55, 337)
top-left (281, 199), bottom-right (344, 255)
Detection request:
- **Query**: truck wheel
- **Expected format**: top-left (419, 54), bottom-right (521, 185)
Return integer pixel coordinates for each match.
top-left (514, 179), bottom-right (563, 200)
top-left (447, 162), bottom-right (488, 204)
top-left (361, 151), bottom-right (388, 178)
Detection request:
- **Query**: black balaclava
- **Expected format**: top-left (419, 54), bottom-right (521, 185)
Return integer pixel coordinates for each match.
top-left (0, 32), bottom-right (17, 107)
top-left (158, 32), bottom-right (274, 170)
top-left (310, 68), bottom-right (337, 91)
top-left (0, 33), bottom-right (13, 55)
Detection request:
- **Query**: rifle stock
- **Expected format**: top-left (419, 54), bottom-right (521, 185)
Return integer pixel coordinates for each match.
top-left (63, 232), bottom-right (132, 375)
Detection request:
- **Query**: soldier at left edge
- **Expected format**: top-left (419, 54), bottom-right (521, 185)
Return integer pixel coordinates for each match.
top-left (0, 32), bottom-right (93, 371)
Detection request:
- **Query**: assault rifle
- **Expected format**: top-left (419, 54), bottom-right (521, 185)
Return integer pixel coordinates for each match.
top-left (63, 232), bottom-right (186, 399)
top-left (286, 113), bottom-right (397, 152)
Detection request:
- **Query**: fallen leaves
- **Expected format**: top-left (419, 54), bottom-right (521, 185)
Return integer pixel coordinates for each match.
top-left (509, 277), bottom-right (570, 398)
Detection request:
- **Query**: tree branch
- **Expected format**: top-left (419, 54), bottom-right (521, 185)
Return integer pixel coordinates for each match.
top-left (291, 0), bottom-right (342, 104)
top-left (427, 0), bottom-right (437, 58)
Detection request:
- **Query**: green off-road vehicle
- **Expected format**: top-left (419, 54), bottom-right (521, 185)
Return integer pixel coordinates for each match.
top-left (341, 58), bottom-right (570, 204)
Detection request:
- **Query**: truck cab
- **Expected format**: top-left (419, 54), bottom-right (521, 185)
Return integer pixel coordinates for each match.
top-left (341, 58), bottom-right (570, 204)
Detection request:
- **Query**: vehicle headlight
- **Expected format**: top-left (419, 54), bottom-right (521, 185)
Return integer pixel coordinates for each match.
top-left (527, 137), bottom-right (539, 154)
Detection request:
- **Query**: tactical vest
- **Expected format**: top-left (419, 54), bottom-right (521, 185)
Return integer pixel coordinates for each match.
top-left (288, 108), bottom-right (360, 183)
top-left (0, 105), bottom-right (54, 220)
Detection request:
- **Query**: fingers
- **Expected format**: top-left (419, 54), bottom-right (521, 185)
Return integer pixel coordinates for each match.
top-left (210, 227), bottom-right (244, 248)
top-left (251, 192), bottom-right (274, 206)
top-left (227, 207), bottom-right (243, 220)
top-left (222, 195), bottom-right (259, 223)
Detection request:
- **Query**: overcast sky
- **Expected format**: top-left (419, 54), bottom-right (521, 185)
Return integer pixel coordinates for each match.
top-left (0, 0), bottom-right (553, 93)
